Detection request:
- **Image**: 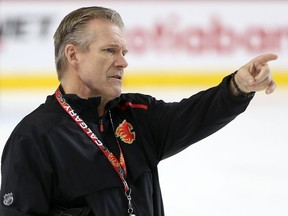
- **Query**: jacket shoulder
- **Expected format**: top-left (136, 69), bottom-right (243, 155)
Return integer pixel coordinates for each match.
top-left (10, 95), bottom-right (63, 138)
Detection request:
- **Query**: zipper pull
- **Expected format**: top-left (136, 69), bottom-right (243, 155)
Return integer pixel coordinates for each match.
top-left (99, 119), bottom-right (104, 133)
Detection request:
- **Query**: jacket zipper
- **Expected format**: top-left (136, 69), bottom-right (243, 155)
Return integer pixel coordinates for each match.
top-left (101, 113), bottom-right (140, 214)
top-left (99, 118), bottom-right (104, 133)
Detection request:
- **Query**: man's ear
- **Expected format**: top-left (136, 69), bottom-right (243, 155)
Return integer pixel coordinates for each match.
top-left (65, 44), bottom-right (79, 67)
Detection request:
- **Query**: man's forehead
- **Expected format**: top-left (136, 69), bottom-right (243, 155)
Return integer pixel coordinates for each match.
top-left (89, 20), bottom-right (126, 41)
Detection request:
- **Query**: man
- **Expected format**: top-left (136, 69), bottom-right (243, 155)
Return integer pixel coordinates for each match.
top-left (0, 6), bottom-right (277, 216)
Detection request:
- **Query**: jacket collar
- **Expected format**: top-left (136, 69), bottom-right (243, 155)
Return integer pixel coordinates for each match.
top-left (58, 85), bottom-right (120, 117)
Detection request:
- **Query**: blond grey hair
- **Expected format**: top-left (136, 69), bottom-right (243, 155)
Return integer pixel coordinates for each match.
top-left (53, 6), bottom-right (124, 79)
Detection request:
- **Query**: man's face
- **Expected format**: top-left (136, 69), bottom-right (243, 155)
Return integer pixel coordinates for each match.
top-left (75, 19), bottom-right (128, 101)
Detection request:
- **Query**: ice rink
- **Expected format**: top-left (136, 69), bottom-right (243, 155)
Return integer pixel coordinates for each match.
top-left (0, 86), bottom-right (287, 215)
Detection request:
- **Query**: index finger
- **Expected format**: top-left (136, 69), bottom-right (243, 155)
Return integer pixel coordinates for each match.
top-left (253, 53), bottom-right (278, 67)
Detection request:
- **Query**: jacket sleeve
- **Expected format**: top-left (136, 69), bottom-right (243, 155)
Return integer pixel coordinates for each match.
top-left (148, 74), bottom-right (254, 161)
top-left (0, 132), bottom-right (53, 215)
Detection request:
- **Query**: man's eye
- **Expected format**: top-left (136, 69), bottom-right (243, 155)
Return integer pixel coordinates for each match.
top-left (104, 48), bottom-right (115, 54)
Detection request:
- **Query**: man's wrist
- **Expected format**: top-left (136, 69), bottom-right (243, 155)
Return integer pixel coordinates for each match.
top-left (230, 71), bottom-right (255, 97)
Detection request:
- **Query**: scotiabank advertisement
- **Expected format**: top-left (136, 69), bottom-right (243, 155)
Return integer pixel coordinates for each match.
top-left (0, 0), bottom-right (287, 88)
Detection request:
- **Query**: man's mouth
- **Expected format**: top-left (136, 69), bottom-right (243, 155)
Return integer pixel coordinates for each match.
top-left (110, 75), bottom-right (122, 80)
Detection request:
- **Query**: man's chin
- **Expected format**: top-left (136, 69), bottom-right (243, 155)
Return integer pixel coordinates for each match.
top-left (106, 89), bottom-right (122, 101)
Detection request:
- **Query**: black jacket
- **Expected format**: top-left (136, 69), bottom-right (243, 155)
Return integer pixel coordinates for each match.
top-left (0, 75), bottom-right (253, 215)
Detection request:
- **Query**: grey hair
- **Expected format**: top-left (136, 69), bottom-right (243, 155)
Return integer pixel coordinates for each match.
top-left (53, 6), bottom-right (124, 80)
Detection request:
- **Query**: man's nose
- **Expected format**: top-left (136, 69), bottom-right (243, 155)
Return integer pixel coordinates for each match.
top-left (115, 54), bottom-right (128, 68)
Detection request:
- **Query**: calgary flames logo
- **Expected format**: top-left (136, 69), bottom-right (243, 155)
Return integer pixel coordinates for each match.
top-left (115, 120), bottom-right (136, 144)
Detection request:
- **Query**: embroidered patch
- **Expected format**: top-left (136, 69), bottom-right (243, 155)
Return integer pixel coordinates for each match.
top-left (115, 120), bottom-right (136, 144)
top-left (3, 192), bottom-right (14, 206)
